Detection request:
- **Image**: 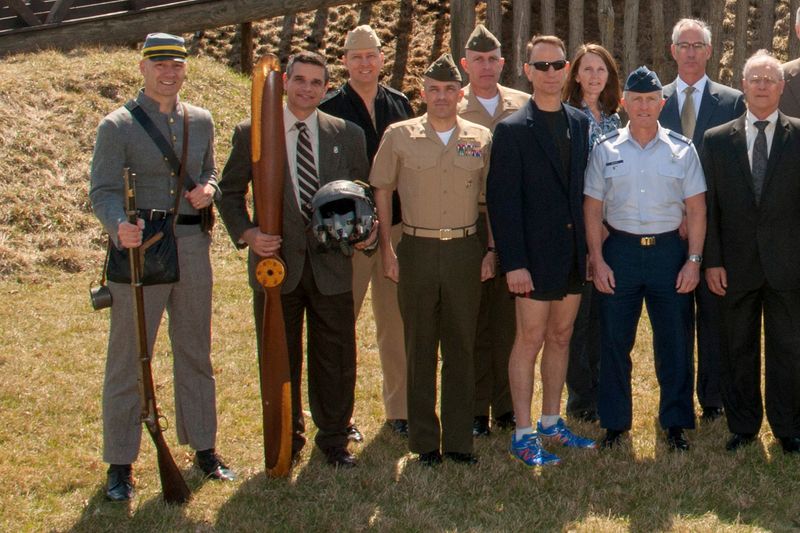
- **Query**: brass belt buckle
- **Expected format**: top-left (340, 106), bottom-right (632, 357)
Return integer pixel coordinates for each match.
top-left (439, 228), bottom-right (453, 241)
top-left (640, 236), bottom-right (656, 247)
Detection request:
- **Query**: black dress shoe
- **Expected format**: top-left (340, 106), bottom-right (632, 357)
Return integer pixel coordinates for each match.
top-left (472, 416), bottom-right (491, 437)
top-left (601, 429), bottom-right (625, 449)
top-left (386, 419), bottom-right (408, 436)
top-left (493, 411), bottom-right (516, 430)
top-left (568, 409), bottom-right (599, 423)
top-left (106, 464), bottom-right (134, 502)
top-left (444, 452), bottom-right (478, 465)
top-left (780, 436), bottom-right (800, 454)
top-left (725, 433), bottom-right (756, 451)
top-left (666, 427), bottom-right (690, 451)
top-left (346, 424), bottom-right (364, 443)
top-left (195, 449), bottom-right (237, 481)
top-left (701, 406), bottom-right (724, 421)
top-left (324, 447), bottom-right (357, 468)
top-left (418, 450), bottom-right (442, 466)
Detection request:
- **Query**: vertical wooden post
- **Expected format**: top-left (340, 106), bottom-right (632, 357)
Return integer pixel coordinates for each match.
top-left (568, 0), bottom-right (584, 57)
top-left (450, 0), bottom-right (475, 77)
top-left (513, 0), bottom-right (531, 89)
top-left (598, 0), bottom-right (615, 55)
top-left (708, 0), bottom-right (725, 81)
top-left (732, 0), bottom-right (749, 86)
top-left (486, 0), bottom-right (503, 39)
top-left (759, 0), bottom-right (774, 53)
top-left (623, 0), bottom-right (639, 76)
top-left (240, 21), bottom-right (253, 75)
top-left (651, 0), bottom-right (666, 80)
top-left (541, 0), bottom-right (555, 34)
top-left (678, 0), bottom-right (691, 19)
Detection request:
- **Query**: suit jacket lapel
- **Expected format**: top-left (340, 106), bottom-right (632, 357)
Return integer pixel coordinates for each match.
top-left (761, 113), bottom-right (790, 202)
top-left (316, 113), bottom-right (336, 186)
top-left (694, 82), bottom-right (720, 145)
top-left (526, 101), bottom-right (566, 189)
top-left (730, 116), bottom-right (756, 200)
top-left (661, 82), bottom-right (681, 132)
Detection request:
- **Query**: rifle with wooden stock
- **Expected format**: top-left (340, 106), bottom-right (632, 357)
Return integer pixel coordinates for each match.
top-left (124, 169), bottom-right (192, 504)
top-left (251, 54), bottom-right (293, 477)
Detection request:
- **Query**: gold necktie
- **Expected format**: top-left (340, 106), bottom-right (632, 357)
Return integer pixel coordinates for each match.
top-left (680, 86), bottom-right (696, 140)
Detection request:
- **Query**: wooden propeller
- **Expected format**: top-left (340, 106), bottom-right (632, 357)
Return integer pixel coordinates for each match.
top-left (251, 53), bottom-right (292, 478)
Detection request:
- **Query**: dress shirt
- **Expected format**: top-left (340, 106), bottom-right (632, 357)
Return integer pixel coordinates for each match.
top-left (744, 109), bottom-right (778, 168)
top-left (676, 74), bottom-right (708, 119)
top-left (284, 105), bottom-right (320, 211)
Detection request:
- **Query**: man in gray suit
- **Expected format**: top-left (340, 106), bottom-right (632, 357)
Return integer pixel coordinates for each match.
top-left (779, 8), bottom-right (800, 118)
top-left (217, 51), bottom-right (370, 468)
top-left (659, 18), bottom-right (746, 422)
top-left (90, 32), bottom-right (234, 502)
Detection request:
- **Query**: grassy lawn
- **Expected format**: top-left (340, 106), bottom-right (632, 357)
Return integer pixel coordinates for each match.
top-left (0, 240), bottom-right (798, 533)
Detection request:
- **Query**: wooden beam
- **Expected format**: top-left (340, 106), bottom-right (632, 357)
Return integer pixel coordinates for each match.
top-left (5, 0), bottom-right (41, 27)
top-left (45, 0), bottom-right (76, 24)
top-left (0, 0), bottom-right (378, 56)
top-left (129, 0), bottom-right (147, 10)
top-left (240, 20), bottom-right (252, 74)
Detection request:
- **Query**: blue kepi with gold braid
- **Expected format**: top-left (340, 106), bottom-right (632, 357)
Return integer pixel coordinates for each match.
top-left (142, 32), bottom-right (188, 62)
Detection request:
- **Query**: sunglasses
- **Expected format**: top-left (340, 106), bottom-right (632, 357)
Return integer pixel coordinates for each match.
top-left (528, 60), bottom-right (567, 72)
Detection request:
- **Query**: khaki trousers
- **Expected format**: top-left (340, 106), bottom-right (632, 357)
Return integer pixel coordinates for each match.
top-left (352, 223), bottom-right (407, 419)
top-left (103, 233), bottom-right (217, 465)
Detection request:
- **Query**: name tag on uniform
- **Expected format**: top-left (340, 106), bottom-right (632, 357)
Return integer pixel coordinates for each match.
top-left (457, 142), bottom-right (482, 157)
top-left (606, 160), bottom-right (624, 166)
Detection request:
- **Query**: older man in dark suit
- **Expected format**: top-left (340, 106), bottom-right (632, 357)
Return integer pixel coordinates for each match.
top-left (216, 51), bottom-right (370, 467)
top-left (659, 18), bottom-right (746, 423)
top-left (703, 50), bottom-right (800, 454)
top-left (488, 35), bottom-right (595, 467)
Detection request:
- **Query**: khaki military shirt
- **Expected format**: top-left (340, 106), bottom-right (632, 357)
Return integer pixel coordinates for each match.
top-left (457, 83), bottom-right (530, 131)
top-left (370, 115), bottom-right (492, 230)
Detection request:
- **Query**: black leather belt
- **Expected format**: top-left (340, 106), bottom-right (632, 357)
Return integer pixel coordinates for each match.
top-left (606, 224), bottom-right (678, 247)
top-left (136, 209), bottom-right (200, 225)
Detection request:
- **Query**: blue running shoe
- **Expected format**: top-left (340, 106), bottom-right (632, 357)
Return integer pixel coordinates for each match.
top-left (509, 433), bottom-right (561, 466)
top-left (537, 418), bottom-right (597, 449)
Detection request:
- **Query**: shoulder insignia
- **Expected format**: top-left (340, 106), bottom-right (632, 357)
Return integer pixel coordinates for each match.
top-left (597, 130), bottom-right (620, 145)
top-left (667, 130), bottom-right (692, 145)
top-left (382, 84), bottom-right (410, 102)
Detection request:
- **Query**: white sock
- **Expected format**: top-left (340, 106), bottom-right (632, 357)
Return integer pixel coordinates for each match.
top-left (515, 426), bottom-right (534, 440)
top-left (540, 415), bottom-right (561, 429)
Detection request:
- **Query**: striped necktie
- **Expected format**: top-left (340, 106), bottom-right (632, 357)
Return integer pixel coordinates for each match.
top-left (295, 121), bottom-right (318, 220)
top-left (752, 120), bottom-right (769, 204)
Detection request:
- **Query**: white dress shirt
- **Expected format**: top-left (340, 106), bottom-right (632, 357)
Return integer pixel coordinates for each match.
top-left (676, 74), bottom-right (708, 119)
top-left (744, 109), bottom-right (778, 169)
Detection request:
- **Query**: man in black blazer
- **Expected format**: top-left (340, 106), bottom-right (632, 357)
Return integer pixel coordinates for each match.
top-left (216, 51), bottom-right (371, 467)
top-left (487, 35), bottom-right (595, 467)
top-left (703, 50), bottom-right (800, 454)
top-left (659, 18), bottom-right (746, 422)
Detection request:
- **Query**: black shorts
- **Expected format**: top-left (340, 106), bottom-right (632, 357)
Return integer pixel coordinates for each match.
top-left (517, 265), bottom-right (584, 302)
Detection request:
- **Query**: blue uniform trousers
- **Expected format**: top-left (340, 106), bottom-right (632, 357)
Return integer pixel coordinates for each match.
top-left (597, 231), bottom-right (695, 431)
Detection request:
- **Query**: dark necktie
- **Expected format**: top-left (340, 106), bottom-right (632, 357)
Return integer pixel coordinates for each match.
top-left (752, 120), bottom-right (769, 203)
top-left (680, 86), bottom-right (696, 140)
top-left (295, 121), bottom-right (318, 220)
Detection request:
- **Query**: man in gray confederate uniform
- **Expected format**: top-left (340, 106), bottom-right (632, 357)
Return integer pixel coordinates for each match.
top-left (89, 32), bottom-right (234, 502)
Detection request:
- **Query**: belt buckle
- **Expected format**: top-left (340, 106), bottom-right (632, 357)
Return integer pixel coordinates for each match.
top-left (640, 236), bottom-right (656, 247)
top-left (439, 228), bottom-right (453, 241)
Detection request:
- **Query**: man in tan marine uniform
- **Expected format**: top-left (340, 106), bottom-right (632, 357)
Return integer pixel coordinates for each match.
top-left (458, 23), bottom-right (530, 437)
top-left (370, 53), bottom-right (495, 465)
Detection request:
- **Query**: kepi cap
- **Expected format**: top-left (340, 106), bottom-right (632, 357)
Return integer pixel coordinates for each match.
top-left (424, 53), bottom-right (462, 83)
top-left (465, 24), bottom-right (501, 52)
top-left (624, 66), bottom-right (662, 92)
top-left (344, 25), bottom-right (381, 50)
top-left (142, 32), bottom-right (187, 62)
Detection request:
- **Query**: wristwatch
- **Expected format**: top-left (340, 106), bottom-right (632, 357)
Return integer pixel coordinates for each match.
top-left (687, 254), bottom-right (703, 264)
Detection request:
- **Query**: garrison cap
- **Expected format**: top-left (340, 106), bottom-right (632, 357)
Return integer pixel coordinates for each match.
top-left (624, 66), bottom-right (662, 92)
top-left (142, 32), bottom-right (187, 62)
top-left (344, 24), bottom-right (381, 50)
top-left (424, 53), bottom-right (462, 83)
top-left (465, 24), bottom-right (501, 52)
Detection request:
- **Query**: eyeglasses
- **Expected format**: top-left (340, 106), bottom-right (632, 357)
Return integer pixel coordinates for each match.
top-left (746, 76), bottom-right (782, 85)
top-left (675, 42), bottom-right (708, 51)
top-left (528, 60), bottom-right (567, 72)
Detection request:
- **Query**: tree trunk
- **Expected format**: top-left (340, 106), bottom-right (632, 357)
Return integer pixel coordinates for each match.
top-left (541, 0), bottom-right (555, 34)
top-left (759, 0), bottom-right (774, 52)
top-left (450, 0), bottom-right (476, 75)
top-left (568, 0), bottom-right (584, 58)
top-left (623, 0), bottom-right (639, 76)
top-left (708, 0), bottom-right (725, 81)
top-left (240, 21), bottom-right (253, 75)
top-left (513, 0), bottom-right (531, 89)
top-left (678, 0), bottom-right (691, 19)
top-left (651, 0), bottom-right (666, 81)
top-left (598, 0), bottom-right (615, 54)
top-left (486, 0), bottom-right (503, 40)
top-left (732, 0), bottom-right (750, 86)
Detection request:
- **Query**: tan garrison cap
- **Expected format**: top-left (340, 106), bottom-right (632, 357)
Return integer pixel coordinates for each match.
top-left (344, 24), bottom-right (381, 50)
top-left (424, 53), bottom-right (462, 83)
top-left (465, 24), bottom-right (501, 52)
